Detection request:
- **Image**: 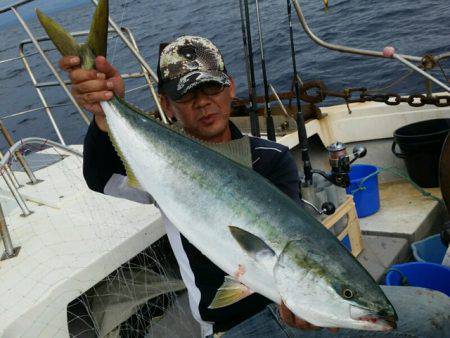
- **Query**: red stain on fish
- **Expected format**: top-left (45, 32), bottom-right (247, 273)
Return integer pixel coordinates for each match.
top-left (234, 264), bottom-right (246, 279)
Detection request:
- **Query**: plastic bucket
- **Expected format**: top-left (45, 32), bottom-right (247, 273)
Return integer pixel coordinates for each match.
top-left (392, 119), bottom-right (450, 188)
top-left (411, 234), bottom-right (447, 263)
top-left (346, 164), bottom-right (380, 218)
top-left (385, 262), bottom-right (450, 297)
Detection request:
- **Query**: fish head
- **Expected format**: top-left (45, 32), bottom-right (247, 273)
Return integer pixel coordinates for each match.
top-left (274, 239), bottom-right (397, 331)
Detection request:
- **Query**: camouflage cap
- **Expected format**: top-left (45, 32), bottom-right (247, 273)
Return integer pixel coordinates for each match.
top-left (158, 36), bottom-right (230, 100)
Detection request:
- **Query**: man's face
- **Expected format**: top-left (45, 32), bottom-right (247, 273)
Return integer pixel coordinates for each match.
top-left (161, 78), bottom-right (235, 143)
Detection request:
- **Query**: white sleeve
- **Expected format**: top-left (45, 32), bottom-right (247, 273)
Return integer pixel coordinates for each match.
top-left (104, 173), bottom-right (154, 204)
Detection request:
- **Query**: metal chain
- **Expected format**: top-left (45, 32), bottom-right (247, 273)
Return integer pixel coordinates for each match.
top-left (299, 80), bottom-right (450, 108)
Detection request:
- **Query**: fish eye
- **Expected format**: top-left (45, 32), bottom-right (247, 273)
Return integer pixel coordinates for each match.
top-left (342, 288), bottom-right (355, 299)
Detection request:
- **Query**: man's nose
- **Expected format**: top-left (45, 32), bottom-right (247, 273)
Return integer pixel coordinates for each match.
top-left (193, 90), bottom-right (211, 108)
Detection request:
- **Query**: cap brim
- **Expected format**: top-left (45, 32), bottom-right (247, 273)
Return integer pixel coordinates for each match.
top-left (161, 71), bottom-right (230, 100)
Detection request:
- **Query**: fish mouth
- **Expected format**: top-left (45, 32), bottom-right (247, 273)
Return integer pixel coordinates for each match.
top-left (358, 314), bottom-right (397, 331)
top-left (350, 305), bottom-right (397, 331)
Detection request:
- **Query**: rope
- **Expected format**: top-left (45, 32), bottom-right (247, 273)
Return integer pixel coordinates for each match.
top-left (437, 60), bottom-right (450, 84)
top-left (366, 69), bottom-right (415, 93)
top-left (350, 166), bottom-right (444, 205)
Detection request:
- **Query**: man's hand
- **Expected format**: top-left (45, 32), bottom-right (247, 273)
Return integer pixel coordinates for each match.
top-left (59, 55), bottom-right (125, 132)
top-left (279, 302), bottom-right (339, 333)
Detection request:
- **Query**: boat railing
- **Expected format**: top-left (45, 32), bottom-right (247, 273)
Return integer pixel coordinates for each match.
top-left (17, 25), bottom-right (159, 144)
top-left (291, 0), bottom-right (450, 93)
top-left (0, 138), bottom-right (82, 260)
top-left (0, 0), bottom-right (168, 259)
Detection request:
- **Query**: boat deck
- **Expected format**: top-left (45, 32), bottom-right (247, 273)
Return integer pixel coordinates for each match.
top-left (360, 181), bottom-right (444, 243)
top-left (0, 147), bottom-right (166, 337)
top-left (283, 134), bottom-right (446, 284)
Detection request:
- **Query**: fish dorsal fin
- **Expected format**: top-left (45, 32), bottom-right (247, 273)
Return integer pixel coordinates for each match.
top-left (36, 9), bottom-right (80, 57)
top-left (208, 275), bottom-right (254, 309)
top-left (229, 226), bottom-right (276, 263)
top-left (107, 128), bottom-right (141, 189)
top-left (169, 122), bottom-right (252, 168)
top-left (87, 0), bottom-right (109, 57)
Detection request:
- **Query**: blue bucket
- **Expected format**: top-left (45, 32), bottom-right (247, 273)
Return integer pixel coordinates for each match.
top-left (385, 262), bottom-right (450, 297)
top-left (412, 234), bottom-right (447, 263)
top-left (345, 164), bottom-right (380, 218)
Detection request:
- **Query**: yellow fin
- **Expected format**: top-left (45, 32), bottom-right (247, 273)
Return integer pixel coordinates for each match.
top-left (36, 9), bottom-right (80, 57)
top-left (107, 128), bottom-right (141, 189)
top-left (208, 276), bottom-right (253, 309)
top-left (87, 0), bottom-right (109, 57)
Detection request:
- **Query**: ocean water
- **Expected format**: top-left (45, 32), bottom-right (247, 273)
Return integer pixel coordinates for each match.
top-left (0, 0), bottom-right (449, 148)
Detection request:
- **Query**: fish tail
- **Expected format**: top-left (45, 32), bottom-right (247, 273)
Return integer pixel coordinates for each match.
top-left (36, 0), bottom-right (109, 70)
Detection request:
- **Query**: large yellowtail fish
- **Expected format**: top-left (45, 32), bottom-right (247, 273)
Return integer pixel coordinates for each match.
top-left (36, 0), bottom-right (397, 330)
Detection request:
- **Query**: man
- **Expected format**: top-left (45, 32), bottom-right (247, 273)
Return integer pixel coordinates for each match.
top-left (60, 35), bottom-right (449, 337)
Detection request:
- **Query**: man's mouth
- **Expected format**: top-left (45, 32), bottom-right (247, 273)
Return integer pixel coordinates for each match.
top-left (199, 113), bottom-right (219, 124)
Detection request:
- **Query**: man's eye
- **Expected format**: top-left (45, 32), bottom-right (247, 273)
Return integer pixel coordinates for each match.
top-left (176, 93), bottom-right (195, 103)
top-left (203, 84), bottom-right (224, 95)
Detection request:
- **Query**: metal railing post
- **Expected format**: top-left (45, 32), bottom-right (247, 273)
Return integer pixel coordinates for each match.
top-left (11, 7), bottom-right (90, 126)
top-left (0, 121), bottom-right (39, 184)
top-left (1, 172), bottom-right (32, 217)
top-left (90, 0), bottom-right (169, 124)
top-left (18, 44), bottom-right (67, 145)
top-left (0, 203), bottom-right (20, 260)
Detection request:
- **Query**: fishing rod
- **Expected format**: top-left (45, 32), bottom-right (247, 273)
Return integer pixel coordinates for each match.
top-left (254, 0), bottom-right (276, 142)
top-left (287, 0), bottom-right (312, 186)
top-left (239, 0), bottom-right (260, 137)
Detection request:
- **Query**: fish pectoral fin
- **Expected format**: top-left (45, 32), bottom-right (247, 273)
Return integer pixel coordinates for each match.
top-left (208, 276), bottom-right (254, 309)
top-left (87, 0), bottom-right (109, 57)
top-left (36, 9), bottom-right (80, 57)
top-left (229, 226), bottom-right (275, 263)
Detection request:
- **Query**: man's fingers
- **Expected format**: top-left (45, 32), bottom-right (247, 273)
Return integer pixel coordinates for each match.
top-left (74, 78), bottom-right (112, 95)
top-left (279, 303), bottom-right (323, 331)
top-left (59, 56), bottom-right (80, 71)
top-left (95, 56), bottom-right (119, 78)
top-left (69, 68), bottom-right (99, 85)
top-left (293, 317), bottom-right (320, 330)
top-left (328, 328), bottom-right (339, 333)
top-left (76, 91), bottom-right (113, 105)
top-left (279, 303), bottom-right (296, 326)
top-left (84, 103), bottom-right (104, 115)
top-left (95, 57), bottom-right (125, 97)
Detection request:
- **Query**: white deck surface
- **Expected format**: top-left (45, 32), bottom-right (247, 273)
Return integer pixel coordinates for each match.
top-left (0, 146), bottom-right (164, 337)
top-left (359, 181), bottom-right (444, 242)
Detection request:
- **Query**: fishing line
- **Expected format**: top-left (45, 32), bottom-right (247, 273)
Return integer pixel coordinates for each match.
top-left (111, 0), bottom-right (129, 63)
top-left (351, 166), bottom-right (443, 205)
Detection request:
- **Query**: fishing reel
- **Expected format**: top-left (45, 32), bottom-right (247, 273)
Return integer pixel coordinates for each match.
top-left (311, 142), bottom-right (367, 188)
top-left (302, 199), bottom-right (336, 216)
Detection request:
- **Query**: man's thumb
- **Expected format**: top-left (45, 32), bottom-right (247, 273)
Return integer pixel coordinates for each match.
top-left (95, 56), bottom-right (117, 78)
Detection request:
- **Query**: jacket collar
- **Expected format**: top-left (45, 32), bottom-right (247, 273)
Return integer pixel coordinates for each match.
top-left (229, 120), bottom-right (243, 140)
